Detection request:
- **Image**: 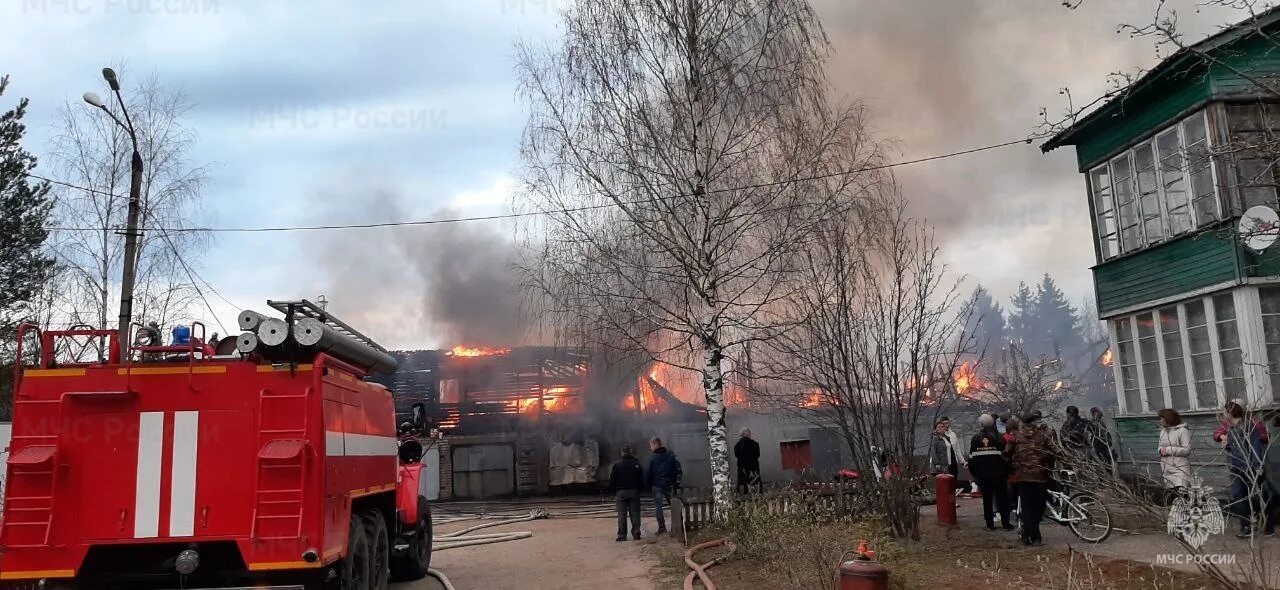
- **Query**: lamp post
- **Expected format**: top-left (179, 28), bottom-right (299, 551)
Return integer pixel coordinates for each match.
top-left (83, 67), bottom-right (143, 365)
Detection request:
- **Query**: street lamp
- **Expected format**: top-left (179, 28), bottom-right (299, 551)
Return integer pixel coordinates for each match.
top-left (83, 67), bottom-right (144, 366)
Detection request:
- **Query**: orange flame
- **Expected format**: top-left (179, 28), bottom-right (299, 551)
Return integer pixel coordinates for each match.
top-left (623, 360), bottom-right (748, 412)
top-left (625, 375), bottom-right (666, 414)
top-left (646, 362), bottom-right (705, 406)
top-left (726, 386), bottom-right (748, 407)
top-left (802, 389), bottom-right (825, 408)
top-left (953, 361), bottom-right (980, 397)
top-left (447, 345), bottom-right (511, 357)
top-left (1101, 348), bottom-right (1113, 367)
top-left (512, 386), bottom-right (573, 414)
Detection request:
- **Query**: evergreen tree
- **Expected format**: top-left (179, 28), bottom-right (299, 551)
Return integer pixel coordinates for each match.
top-left (1007, 281), bottom-right (1037, 353)
top-left (1034, 274), bottom-right (1082, 360)
top-left (968, 285), bottom-right (1006, 361)
top-left (0, 75), bottom-right (56, 419)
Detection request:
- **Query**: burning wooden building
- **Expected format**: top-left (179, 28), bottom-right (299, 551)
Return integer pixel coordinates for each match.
top-left (370, 345), bottom-right (707, 499)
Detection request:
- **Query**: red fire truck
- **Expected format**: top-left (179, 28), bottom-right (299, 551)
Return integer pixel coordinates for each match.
top-left (0, 300), bottom-right (433, 589)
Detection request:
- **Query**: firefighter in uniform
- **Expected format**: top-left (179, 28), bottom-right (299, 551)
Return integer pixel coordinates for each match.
top-left (969, 413), bottom-right (1013, 530)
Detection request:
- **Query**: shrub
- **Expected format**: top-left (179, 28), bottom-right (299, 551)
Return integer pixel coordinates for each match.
top-left (726, 489), bottom-right (900, 590)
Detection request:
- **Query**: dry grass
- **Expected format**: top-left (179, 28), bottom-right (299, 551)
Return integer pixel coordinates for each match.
top-left (646, 508), bottom-right (1224, 590)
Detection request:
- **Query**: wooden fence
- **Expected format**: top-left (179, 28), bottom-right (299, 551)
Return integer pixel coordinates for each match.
top-left (676, 482), bottom-right (869, 534)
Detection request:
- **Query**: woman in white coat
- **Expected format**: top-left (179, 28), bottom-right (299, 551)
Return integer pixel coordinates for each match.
top-left (1157, 408), bottom-right (1192, 490)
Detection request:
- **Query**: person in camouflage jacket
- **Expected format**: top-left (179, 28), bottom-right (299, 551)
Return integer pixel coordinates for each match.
top-left (1006, 413), bottom-right (1055, 545)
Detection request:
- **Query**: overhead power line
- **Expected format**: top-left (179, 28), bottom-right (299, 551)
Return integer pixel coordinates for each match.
top-left (28, 134), bottom-right (1048, 234)
top-left (24, 172), bottom-right (121, 197)
top-left (155, 229), bottom-right (230, 335)
top-left (144, 197), bottom-right (242, 326)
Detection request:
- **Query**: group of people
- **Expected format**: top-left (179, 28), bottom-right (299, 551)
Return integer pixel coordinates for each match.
top-left (931, 406), bottom-right (1115, 546)
top-left (608, 438), bottom-right (683, 541)
top-left (934, 400), bottom-right (1280, 544)
top-left (606, 429), bottom-right (764, 541)
top-left (1156, 401), bottom-right (1278, 538)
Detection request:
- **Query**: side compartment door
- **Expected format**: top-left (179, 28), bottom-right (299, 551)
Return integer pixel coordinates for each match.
top-left (193, 410), bottom-right (255, 536)
top-left (69, 411), bottom-right (142, 540)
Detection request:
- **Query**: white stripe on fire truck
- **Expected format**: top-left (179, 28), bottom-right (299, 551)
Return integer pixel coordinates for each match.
top-left (328, 432), bottom-right (397, 457)
top-left (169, 411), bottom-right (199, 537)
top-left (325, 430), bottom-right (345, 456)
top-left (134, 412), bottom-right (165, 539)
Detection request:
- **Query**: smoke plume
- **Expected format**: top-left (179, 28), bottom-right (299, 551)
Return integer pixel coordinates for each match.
top-left (395, 211), bottom-right (527, 347)
top-left (300, 188), bottom-right (527, 350)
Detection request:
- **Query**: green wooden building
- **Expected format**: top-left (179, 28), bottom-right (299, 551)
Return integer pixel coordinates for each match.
top-left (1043, 9), bottom-right (1280, 486)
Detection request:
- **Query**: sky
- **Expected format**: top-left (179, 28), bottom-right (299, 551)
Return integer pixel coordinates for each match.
top-left (1, 0), bottom-right (1256, 349)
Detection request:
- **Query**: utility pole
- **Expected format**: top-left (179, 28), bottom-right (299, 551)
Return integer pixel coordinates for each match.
top-left (84, 67), bottom-right (142, 365)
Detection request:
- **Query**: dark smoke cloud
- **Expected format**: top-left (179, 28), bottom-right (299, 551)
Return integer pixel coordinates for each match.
top-left (297, 187), bottom-right (526, 350)
top-left (395, 211), bottom-right (527, 347)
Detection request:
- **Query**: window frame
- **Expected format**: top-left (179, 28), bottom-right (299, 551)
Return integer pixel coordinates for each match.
top-left (1111, 317), bottom-right (1141, 414)
top-left (1109, 291), bottom-right (1242, 415)
top-left (1224, 102), bottom-right (1280, 212)
top-left (1089, 166), bottom-right (1119, 259)
top-left (1088, 110), bottom-right (1219, 260)
top-left (1256, 284), bottom-right (1280, 398)
top-left (1211, 293), bottom-right (1244, 400)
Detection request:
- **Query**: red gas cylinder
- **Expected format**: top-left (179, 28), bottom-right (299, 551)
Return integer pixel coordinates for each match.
top-left (839, 556), bottom-right (890, 590)
top-left (935, 473), bottom-right (957, 526)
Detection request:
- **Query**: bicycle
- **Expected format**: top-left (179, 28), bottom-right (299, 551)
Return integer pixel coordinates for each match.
top-left (1012, 469), bottom-right (1113, 543)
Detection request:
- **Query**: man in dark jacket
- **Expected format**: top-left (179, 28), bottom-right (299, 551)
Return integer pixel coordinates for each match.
top-left (647, 438), bottom-right (682, 534)
top-left (1006, 412), bottom-right (1055, 546)
top-left (1060, 406), bottom-right (1089, 457)
top-left (734, 428), bottom-right (762, 494)
top-left (1086, 406), bottom-right (1117, 464)
top-left (969, 414), bottom-right (1012, 530)
top-left (609, 443), bottom-right (645, 541)
top-left (1219, 402), bottom-right (1271, 537)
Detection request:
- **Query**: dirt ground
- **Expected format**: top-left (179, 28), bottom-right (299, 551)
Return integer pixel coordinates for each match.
top-left (393, 502), bottom-right (662, 590)
top-left (943, 492), bottom-right (1280, 585)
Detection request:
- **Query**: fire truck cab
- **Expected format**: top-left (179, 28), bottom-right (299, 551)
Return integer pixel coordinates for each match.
top-left (0, 302), bottom-right (432, 589)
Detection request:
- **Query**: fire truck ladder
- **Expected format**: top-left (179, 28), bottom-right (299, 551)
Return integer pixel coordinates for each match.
top-left (266, 299), bottom-right (389, 353)
top-left (1, 398), bottom-right (61, 547)
top-left (251, 385), bottom-right (312, 541)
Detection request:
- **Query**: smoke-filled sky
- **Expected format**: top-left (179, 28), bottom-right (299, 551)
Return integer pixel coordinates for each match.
top-left (817, 0), bottom-right (1249, 301)
top-left (2, 0), bottom-right (1252, 349)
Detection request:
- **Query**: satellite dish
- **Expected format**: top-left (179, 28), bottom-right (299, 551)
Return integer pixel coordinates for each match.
top-left (1239, 205), bottom-right (1280, 252)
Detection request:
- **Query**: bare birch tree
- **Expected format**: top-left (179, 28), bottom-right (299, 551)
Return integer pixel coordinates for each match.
top-left (753, 197), bottom-right (977, 539)
top-left (47, 71), bottom-right (208, 341)
top-left (516, 0), bottom-right (870, 510)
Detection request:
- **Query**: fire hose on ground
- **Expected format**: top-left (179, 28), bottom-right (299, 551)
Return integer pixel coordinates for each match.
top-left (424, 504), bottom-right (650, 588)
top-left (683, 538), bottom-right (735, 590)
top-left (435, 505), bottom-right (616, 522)
top-left (432, 508), bottom-right (546, 550)
top-left (428, 568), bottom-right (457, 590)
top-left (424, 509), bottom-right (550, 588)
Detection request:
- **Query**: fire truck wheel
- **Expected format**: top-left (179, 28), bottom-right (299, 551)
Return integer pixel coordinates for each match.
top-left (338, 514), bottom-right (373, 590)
top-left (361, 509), bottom-right (390, 590)
top-left (390, 497), bottom-right (432, 581)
